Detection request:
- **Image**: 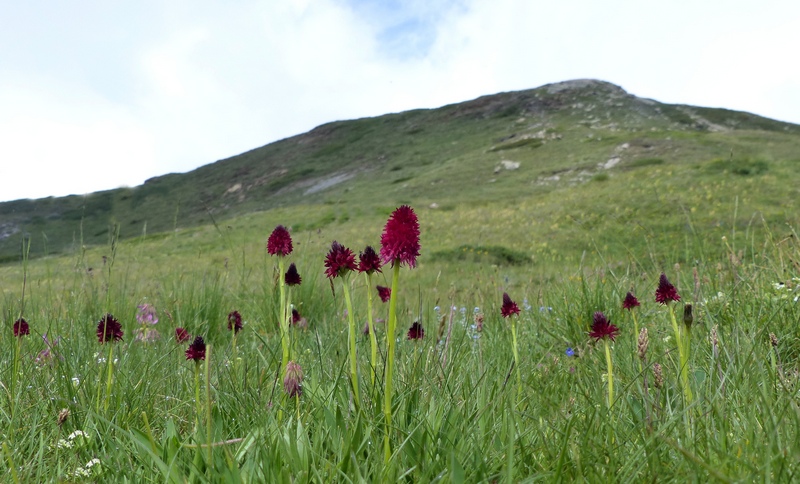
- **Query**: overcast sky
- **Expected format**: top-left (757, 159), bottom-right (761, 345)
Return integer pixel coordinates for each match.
top-left (1, 0), bottom-right (799, 202)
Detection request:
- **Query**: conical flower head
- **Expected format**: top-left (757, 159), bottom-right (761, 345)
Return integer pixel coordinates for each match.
top-left (324, 241), bottom-right (357, 279)
top-left (283, 361), bottom-right (303, 398)
top-left (655, 273), bottom-right (681, 304)
top-left (589, 311), bottom-right (619, 342)
top-left (96, 314), bottom-right (123, 344)
top-left (380, 205), bottom-right (420, 267)
top-left (622, 292), bottom-right (640, 310)
top-left (407, 321), bottom-right (424, 340)
top-left (501, 293), bottom-right (520, 318)
top-left (284, 263), bottom-right (302, 286)
top-left (267, 225), bottom-right (293, 256)
top-left (136, 304), bottom-right (158, 325)
top-left (175, 327), bottom-right (191, 343)
top-left (377, 285), bottom-right (391, 303)
top-left (13, 318), bottom-right (30, 337)
top-left (185, 336), bottom-right (206, 361)
top-left (227, 310), bottom-right (243, 333)
top-left (358, 246), bottom-right (383, 274)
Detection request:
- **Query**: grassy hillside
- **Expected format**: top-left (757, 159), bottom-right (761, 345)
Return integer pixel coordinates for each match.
top-left (1, 79), bottom-right (798, 265)
top-left (3, 80), bottom-right (800, 480)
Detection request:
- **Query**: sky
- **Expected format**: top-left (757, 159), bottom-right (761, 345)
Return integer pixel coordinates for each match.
top-left (1, 0), bottom-right (799, 202)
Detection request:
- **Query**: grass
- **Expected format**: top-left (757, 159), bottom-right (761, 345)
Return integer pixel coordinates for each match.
top-left (2, 79), bottom-right (800, 480)
top-left (1, 197), bottom-right (800, 480)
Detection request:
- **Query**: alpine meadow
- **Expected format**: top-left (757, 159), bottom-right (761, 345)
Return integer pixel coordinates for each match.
top-left (2, 79), bottom-right (800, 481)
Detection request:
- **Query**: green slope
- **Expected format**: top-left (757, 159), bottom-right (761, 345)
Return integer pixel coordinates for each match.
top-left (1, 79), bottom-right (799, 263)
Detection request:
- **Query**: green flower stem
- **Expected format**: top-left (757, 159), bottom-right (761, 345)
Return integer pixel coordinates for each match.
top-left (194, 361), bottom-right (202, 427)
top-left (231, 330), bottom-right (237, 371)
top-left (11, 337), bottom-right (20, 418)
top-left (684, 324), bottom-right (693, 396)
top-left (278, 256), bottom-right (289, 371)
top-left (286, 287), bottom-right (293, 359)
top-left (668, 305), bottom-right (692, 405)
top-left (365, 272), bottom-right (378, 386)
top-left (770, 343), bottom-right (777, 374)
top-left (342, 277), bottom-right (360, 408)
top-left (383, 262), bottom-right (400, 464)
top-left (205, 346), bottom-right (212, 467)
top-left (604, 339), bottom-right (614, 408)
top-left (103, 343), bottom-right (114, 413)
top-left (632, 310), bottom-right (642, 373)
top-left (510, 315), bottom-right (522, 401)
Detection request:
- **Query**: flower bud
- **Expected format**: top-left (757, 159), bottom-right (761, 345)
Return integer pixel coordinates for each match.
top-left (637, 327), bottom-right (649, 361)
top-left (283, 361), bottom-right (303, 398)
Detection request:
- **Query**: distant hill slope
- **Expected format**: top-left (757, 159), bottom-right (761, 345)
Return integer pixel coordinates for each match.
top-left (1, 79), bottom-right (799, 262)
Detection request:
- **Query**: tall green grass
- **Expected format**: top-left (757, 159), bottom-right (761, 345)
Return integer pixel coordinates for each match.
top-left (2, 206), bottom-right (800, 481)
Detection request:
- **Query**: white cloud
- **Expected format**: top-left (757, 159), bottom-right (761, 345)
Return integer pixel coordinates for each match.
top-left (676, 20), bottom-right (800, 122)
top-left (0, 79), bottom-right (156, 200)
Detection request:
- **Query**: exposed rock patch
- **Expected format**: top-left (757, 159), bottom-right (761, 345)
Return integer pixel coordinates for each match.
top-left (304, 173), bottom-right (354, 195)
top-left (0, 223), bottom-right (19, 240)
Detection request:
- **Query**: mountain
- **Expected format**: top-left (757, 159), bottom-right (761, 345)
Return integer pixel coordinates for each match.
top-left (1, 79), bottom-right (799, 263)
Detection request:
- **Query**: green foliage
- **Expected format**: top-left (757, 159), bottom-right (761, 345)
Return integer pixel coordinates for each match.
top-left (488, 137), bottom-right (543, 152)
top-left (431, 244), bottom-right (531, 266)
top-left (2, 216), bottom-right (800, 480)
top-left (706, 157), bottom-right (769, 176)
top-left (628, 157), bottom-right (665, 167)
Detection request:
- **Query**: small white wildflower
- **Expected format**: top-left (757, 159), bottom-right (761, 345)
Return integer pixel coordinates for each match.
top-left (74, 467), bottom-right (91, 478)
top-left (71, 377), bottom-right (81, 387)
top-left (68, 430), bottom-right (89, 440)
top-left (67, 430), bottom-right (91, 449)
top-left (57, 439), bottom-right (74, 449)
